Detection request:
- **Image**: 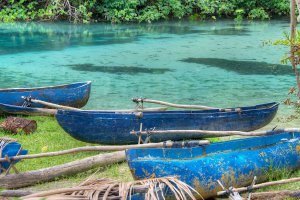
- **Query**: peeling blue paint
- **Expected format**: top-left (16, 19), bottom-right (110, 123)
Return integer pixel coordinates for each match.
top-left (126, 132), bottom-right (300, 199)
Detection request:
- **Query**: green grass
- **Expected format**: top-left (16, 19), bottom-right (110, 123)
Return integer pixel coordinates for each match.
top-left (0, 116), bottom-right (133, 191)
top-left (1, 115), bottom-right (300, 198)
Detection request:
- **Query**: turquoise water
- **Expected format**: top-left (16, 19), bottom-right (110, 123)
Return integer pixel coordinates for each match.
top-left (0, 20), bottom-right (296, 121)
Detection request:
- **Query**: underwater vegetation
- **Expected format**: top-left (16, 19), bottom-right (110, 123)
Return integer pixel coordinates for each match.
top-left (67, 64), bottom-right (173, 75)
top-left (180, 58), bottom-right (293, 75)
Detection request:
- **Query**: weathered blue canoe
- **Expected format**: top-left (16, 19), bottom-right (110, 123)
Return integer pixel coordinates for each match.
top-left (126, 132), bottom-right (300, 199)
top-left (0, 81), bottom-right (91, 108)
top-left (0, 140), bottom-right (28, 173)
top-left (56, 102), bottom-right (279, 144)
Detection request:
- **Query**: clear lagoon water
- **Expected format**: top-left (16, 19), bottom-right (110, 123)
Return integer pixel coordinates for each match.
top-left (0, 20), bottom-right (298, 127)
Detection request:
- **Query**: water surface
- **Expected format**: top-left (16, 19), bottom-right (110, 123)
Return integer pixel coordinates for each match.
top-left (0, 20), bottom-right (297, 127)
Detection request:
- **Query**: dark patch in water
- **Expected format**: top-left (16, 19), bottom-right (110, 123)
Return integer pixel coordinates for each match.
top-left (67, 64), bottom-right (173, 75)
top-left (180, 58), bottom-right (293, 75)
top-left (206, 28), bottom-right (250, 36)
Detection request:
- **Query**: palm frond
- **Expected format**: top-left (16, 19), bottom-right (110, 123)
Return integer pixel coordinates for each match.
top-left (22, 176), bottom-right (202, 200)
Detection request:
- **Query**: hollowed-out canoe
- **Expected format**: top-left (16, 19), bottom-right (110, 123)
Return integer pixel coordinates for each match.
top-left (56, 102), bottom-right (279, 144)
top-left (0, 141), bottom-right (27, 173)
top-left (0, 81), bottom-right (91, 108)
top-left (126, 131), bottom-right (300, 199)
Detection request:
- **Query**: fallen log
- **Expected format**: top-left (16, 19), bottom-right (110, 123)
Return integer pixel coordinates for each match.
top-left (251, 189), bottom-right (300, 200)
top-left (131, 128), bottom-right (300, 137)
top-left (1, 190), bottom-right (32, 197)
top-left (0, 151), bottom-right (125, 189)
top-left (0, 140), bottom-right (209, 162)
top-left (132, 98), bottom-right (219, 110)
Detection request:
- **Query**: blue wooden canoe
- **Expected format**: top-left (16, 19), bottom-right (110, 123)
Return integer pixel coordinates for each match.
top-left (56, 102), bottom-right (279, 144)
top-left (0, 81), bottom-right (91, 108)
top-left (0, 141), bottom-right (27, 173)
top-left (126, 132), bottom-right (300, 199)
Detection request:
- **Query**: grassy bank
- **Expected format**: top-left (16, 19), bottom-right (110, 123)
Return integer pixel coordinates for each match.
top-left (1, 113), bottom-right (300, 196)
top-left (0, 116), bottom-right (133, 191)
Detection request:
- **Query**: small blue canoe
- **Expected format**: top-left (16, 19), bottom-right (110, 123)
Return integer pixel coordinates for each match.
top-left (0, 140), bottom-right (27, 173)
top-left (0, 81), bottom-right (91, 108)
top-left (126, 132), bottom-right (300, 199)
top-left (56, 102), bottom-right (279, 144)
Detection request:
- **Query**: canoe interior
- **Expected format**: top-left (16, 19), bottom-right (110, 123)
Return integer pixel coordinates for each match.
top-left (126, 132), bottom-right (300, 160)
top-left (56, 102), bottom-right (279, 144)
top-left (126, 132), bottom-right (300, 198)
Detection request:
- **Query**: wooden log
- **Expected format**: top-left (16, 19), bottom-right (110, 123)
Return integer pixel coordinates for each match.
top-left (217, 176), bottom-right (300, 196)
top-left (0, 140), bottom-right (210, 162)
top-left (0, 151), bottom-right (125, 189)
top-left (131, 128), bottom-right (300, 137)
top-left (0, 117), bottom-right (37, 134)
top-left (132, 98), bottom-right (219, 110)
top-left (1, 190), bottom-right (32, 197)
top-left (251, 189), bottom-right (300, 200)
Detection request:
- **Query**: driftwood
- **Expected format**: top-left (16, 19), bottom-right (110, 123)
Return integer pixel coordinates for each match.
top-left (132, 98), bottom-right (219, 110)
top-left (131, 128), bottom-right (300, 137)
top-left (1, 190), bottom-right (32, 197)
top-left (217, 176), bottom-right (300, 196)
top-left (0, 140), bottom-right (210, 162)
top-left (0, 151), bottom-right (125, 189)
top-left (251, 189), bottom-right (300, 200)
top-left (0, 117), bottom-right (37, 134)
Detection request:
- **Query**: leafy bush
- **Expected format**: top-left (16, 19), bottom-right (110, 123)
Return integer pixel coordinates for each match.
top-left (0, 0), bottom-right (291, 23)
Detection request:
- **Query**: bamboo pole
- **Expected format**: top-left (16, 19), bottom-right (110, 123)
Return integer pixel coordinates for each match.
top-left (217, 176), bottom-right (300, 196)
top-left (0, 151), bottom-right (126, 189)
top-left (132, 98), bottom-right (219, 110)
top-left (22, 97), bottom-right (81, 111)
top-left (22, 97), bottom-right (168, 112)
top-left (131, 128), bottom-right (300, 137)
top-left (0, 140), bottom-right (210, 162)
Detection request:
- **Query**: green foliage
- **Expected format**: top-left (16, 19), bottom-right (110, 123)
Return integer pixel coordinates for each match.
top-left (248, 8), bottom-right (270, 20)
top-left (0, 0), bottom-right (291, 23)
top-left (234, 9), bottom-right (245, 23)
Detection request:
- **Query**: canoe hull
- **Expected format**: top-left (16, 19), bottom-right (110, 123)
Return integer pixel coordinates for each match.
top-left (0, 81), bottom-right (91, 108)
top-left (56, 102), bottom-right (279, 144)
top-left (126, 132), bottom-right (300, 199)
